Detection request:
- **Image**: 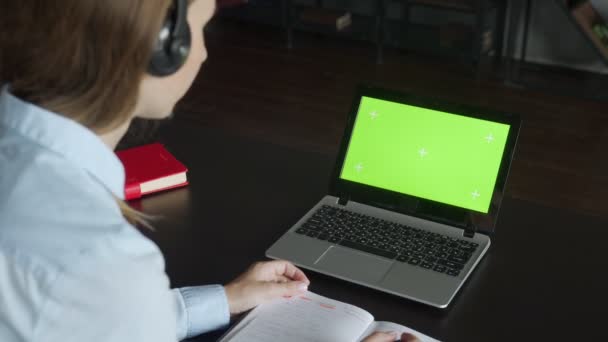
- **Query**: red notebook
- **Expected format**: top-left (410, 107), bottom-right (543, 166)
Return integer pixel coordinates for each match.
top-left (116, 143), bottom-right (188, 200)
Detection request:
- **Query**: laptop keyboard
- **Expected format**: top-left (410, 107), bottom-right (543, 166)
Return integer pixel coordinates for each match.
top-left (295, 205), bottom-right (479, 277)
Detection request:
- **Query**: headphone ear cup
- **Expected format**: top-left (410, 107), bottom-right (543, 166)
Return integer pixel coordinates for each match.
top-left (171, 28), bottom-right (191, 67)
top-left (148, 0), bottom-right (191, 77)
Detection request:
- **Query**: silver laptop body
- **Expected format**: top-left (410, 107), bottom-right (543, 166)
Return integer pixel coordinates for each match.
top-left (267, 86), bottom-right (520, 308)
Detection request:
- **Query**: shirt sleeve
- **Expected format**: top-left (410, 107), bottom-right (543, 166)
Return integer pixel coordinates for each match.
top-left (34, 241), bottom-right (178, 342)
top-left (173, 285), bottom-right (231, 340)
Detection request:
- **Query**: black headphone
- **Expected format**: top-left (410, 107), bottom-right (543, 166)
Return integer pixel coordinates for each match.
top-left (148, 0), bottom-right (191, 77)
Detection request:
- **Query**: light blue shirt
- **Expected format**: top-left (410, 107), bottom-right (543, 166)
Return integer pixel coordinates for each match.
top-left (0, 87), bottom-right (230, 341)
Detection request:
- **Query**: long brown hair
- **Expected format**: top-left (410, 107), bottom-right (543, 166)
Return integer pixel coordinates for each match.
top-left (0, 0), bottom-right (176, 225)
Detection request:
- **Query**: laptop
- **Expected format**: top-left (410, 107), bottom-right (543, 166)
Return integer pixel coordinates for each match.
top-left (266, 86), bottom-right (520, 308)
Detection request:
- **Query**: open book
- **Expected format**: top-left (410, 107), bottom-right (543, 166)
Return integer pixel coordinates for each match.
top-left (219, 291), bottom-right (440, 342)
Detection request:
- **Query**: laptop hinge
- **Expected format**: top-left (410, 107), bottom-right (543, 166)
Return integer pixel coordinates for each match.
top-left (463, 221), bottom-right (476, 238)
top-left (337, 194), bottom-right (349, 206)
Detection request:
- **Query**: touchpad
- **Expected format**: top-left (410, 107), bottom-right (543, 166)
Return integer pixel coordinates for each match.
top-left (314, 246), bottom-right (393, 284)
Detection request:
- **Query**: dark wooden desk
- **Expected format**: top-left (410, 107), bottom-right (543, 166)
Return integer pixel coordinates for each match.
top-left (137, 122), bottom-right (608, 341)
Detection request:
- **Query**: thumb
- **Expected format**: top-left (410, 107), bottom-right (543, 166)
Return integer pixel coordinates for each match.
top-left (259, 280), bottom-right (308, 299)
top-left (364, 331), bottom-right (399, 342)
top-left (401, 333), bottom-right (421, 342)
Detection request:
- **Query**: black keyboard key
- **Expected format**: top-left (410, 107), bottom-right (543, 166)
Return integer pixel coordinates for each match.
top-left (303, 224), bottom-right (322, 232)
top-left (308, 219), bottom-right (323, 226)
top-left (396, 255), bottom-right (409, 262)
top-left (388, 245), bottom-right (401, 253)
top-left (421, 262), bottom-right (433, 269)
top-left (407, 257), bottom-right (421, 266)
top-left (425, 256), bottom-right (437, 263)
top-left (357, 237), bottom-right (369, 245)
top-left (362, 231), bottom-right (374, 239)
top-left (437, 259), bottom-right (464, 270)
top-left (323, 224), bottom-right (333, 231)
top-left (448, 255), bottom-right (468, 264)
top-left (424, 242), bottom-right (436, 249)
top-left (448, 242), bottom-right (459, 248)
top-left (402, 250), bottom-right (414, 257)
top-left (317, 234), bottom-right (329, 241)
top-left (460, 245), bottom-right (477, 253)
top-left (306, 231), bottom-right (318, 238)
top-left (296, 228), bottom-right (308, 235)
top-left (421, 247), bottom-right (434, 255)
top-left (433, 265), bottom-right (447, 273)
top-left (339, 240), bottom-right (397, 260)
top-left (423, 235), bottom-right (435, 242)
top-left (414, 253), bottom-right (425, 260)
top-left (446, 269), bottom-right (460, 277)
top-left (449, 249), bottom-right (466, 257)
top-left (328, 236), bottom-right (340, 243)
top-left (439, 246), bottom-right (451, 253)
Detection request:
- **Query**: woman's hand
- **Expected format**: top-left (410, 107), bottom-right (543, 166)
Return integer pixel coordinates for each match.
top-left (363, 331), bottom-right (421, 342)
top-left (224, 260), bottom-right (310, 315)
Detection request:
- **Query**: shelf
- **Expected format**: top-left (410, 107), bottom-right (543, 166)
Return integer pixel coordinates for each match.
top-left (403, 0), bottom-right (498, 12)
top-left (292, 7), bottom-right (377, 42)
top-left (407, 0), bottom-right (476, 12)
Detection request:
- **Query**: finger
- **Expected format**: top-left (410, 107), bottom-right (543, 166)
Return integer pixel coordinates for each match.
top-left (276, 275), bottom-right (291, 283)
top-left (258, 280), bottom-right (308, 301)
top-left (363, 331), bottom-right (398, 342)
top-left (274, 260), bottom-right (310, 284)
top-left (288, 264), bottom-right (310, 284)
top-left (401, 333), bottom-right (421, 342)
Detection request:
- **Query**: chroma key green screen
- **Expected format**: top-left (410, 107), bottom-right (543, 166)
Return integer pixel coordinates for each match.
top-left (340, 96), bottom-right (511, 213)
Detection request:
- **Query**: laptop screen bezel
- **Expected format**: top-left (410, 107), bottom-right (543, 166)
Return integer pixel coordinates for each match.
top-left (329, 86), bottom-right (521, 235)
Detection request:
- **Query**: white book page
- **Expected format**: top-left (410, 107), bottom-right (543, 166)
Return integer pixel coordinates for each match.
top-left (219, 291), bottom-right (375, 342)
top-left (140, 172), bottom-right (186, 194)
top-left (358, 321), bottom-right (441, 342)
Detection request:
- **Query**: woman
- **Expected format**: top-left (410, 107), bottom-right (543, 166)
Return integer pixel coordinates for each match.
top-left (0, 1), bottom-right (419, 341)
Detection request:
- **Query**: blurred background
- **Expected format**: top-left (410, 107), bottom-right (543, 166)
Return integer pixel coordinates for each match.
top-left (126, 0), bottom-right (608, 220)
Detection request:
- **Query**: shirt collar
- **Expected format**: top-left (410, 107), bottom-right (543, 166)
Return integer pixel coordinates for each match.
top-left (0, 86), bottom-right (125, 199)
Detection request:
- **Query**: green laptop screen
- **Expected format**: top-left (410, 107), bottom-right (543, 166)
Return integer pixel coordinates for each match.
top-left (340, 96), bottom-right (511, 213)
